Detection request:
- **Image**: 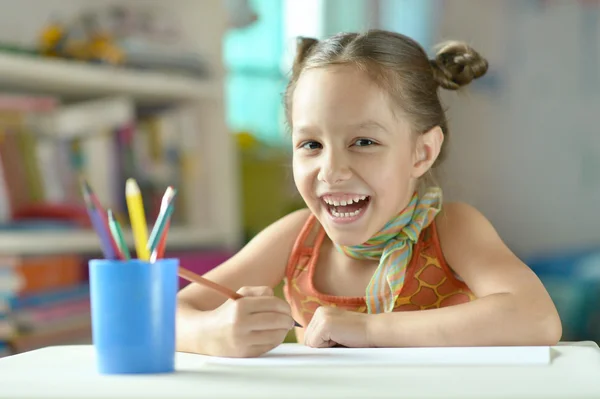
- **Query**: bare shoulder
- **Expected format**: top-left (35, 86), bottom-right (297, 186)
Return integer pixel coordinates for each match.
top-left (434, 201), bottom-right (531, 294)
top-left (435, 202), bottom-right (494, 242)
top-left (435, 201), bottom-right (507, 260)
top-left (177, 208), bottom-right (313, 310)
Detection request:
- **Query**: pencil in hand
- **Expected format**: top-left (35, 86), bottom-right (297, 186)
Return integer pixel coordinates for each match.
top-left (177, 267), bottom-right (303, 328)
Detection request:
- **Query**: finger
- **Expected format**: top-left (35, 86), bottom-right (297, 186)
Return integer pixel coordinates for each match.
top-left (237, 286), bottom-right (274, 297)
top-left (315, 339), bottom-right (337, 348)
top-left (246, 312), bottom-right (295, 331)
top-left (238, 296), bottom-right (292, 315)
top-left (303, 316), bottom-right (317, 347)
top-left (248, 329), bottom-right (290, 346)
top-left (304, 329), bottom-right (337, 348)
top-left (303, 310), bottom-right (336, 348)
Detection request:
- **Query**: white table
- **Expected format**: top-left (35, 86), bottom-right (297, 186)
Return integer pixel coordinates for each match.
top-left (0, 342), bottom-right (599, 399)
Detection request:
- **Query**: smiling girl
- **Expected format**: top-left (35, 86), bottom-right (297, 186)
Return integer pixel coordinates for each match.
top-left (175, 30), bottom-right (561, 358)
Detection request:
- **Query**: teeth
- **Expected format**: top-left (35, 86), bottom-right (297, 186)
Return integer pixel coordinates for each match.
top-left (322, 195), bottom-right (369, 205)
top-left (331, 208), bottom-right (362, 218)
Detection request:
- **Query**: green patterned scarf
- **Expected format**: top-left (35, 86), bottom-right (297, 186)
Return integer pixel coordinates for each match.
top-left (335, 187), bottom-right (442, 313)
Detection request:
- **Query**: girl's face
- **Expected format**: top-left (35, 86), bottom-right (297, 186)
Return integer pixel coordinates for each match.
top-left (291, 66), bottom-right (434, 246)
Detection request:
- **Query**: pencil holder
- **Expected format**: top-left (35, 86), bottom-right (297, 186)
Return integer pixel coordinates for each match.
top-left (88, 258), bottom-right (179, 374)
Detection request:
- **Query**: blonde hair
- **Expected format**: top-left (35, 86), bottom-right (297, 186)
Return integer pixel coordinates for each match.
top-left (284, 30), bottom-right (488, 167)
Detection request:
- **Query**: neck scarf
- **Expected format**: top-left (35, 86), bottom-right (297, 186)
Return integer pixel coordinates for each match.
top-left (335, 187), bottom-right (442, 313)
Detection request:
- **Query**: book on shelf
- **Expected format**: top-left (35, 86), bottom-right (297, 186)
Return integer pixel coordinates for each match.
top-left (0, 342), bottom-right (10, 358)
top-left (0, 92), bottom-right (204, 232)
top-left (0, 254), bottom-right (91, 356)
top-left (0, 255), bottom-right (82, 294)
top-left (0, 255), bottom-right (22, 352)
top-left (0, 91), bottom-right (212, 356)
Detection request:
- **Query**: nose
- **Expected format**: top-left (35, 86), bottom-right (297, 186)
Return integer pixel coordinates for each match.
top-left (317, 148), bottom-right (352, 184)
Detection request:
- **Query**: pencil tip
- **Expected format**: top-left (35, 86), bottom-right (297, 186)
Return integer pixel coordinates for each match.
top-left (81, 189), bottom-right (94, 209)
top-left (79, 177), bottom-right (91, 191)
top-left (126, 178), bottom-right (140, 195)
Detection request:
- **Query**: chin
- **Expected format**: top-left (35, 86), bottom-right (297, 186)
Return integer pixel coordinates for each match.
top-left (325, 230), bottom-right (371, 246)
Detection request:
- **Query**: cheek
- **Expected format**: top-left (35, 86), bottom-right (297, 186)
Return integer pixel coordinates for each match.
top-left (292, 157), bottom-right (313, 194)
top-left (365, 154), bottom-right (414, 200)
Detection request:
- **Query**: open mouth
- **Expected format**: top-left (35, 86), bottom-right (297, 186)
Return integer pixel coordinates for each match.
top-left (321, 195), bottom-right (371, 222)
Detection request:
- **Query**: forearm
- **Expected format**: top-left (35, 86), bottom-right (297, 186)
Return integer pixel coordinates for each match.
top-left (367, 293), bottom-right (562, 347)
top-left (175, 302), bottom-right (218, 355)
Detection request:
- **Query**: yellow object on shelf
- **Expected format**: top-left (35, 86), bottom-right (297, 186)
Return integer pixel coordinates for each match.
top-left (239, 145), bottom-right (303, 239)
top-left (236, 131), bottom-right (259, 150)
top-left (37, 19), bottom-right (125, 65)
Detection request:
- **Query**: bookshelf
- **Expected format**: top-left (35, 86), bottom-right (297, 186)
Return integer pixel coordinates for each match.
top-left (0, 51), bottom-right (241, 255)
top-left (0, 227), bottom-right (226, 256)
top-left (0, 0), bottom-right (241, 358)
top-left (0, 2), bottom-right (242, 256)
top-left (0, 52), bottom-right (222, 104)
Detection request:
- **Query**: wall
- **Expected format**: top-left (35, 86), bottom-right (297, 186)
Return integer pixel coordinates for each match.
top-left (435, 0), bottom-right (600, 258)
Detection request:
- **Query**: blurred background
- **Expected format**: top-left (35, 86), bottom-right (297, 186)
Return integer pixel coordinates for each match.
top-left (0, 0), bottom-right (598, 355)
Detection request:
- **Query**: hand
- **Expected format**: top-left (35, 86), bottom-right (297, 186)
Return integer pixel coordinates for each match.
top-left (303, 306), bottom-right (371, 348)
top-left (207, 286), bottom-right (295, 358)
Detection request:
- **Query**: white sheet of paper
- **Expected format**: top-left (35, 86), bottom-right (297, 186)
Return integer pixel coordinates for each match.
top-left (197, 344), bottom-right (551, 367)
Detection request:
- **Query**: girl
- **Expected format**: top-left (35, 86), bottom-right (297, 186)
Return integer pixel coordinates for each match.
top-left (176, 30), bottom-right (562, 358)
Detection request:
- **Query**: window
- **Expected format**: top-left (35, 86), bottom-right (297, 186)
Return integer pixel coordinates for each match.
top-left (224, 0), bottom-right (433, 145)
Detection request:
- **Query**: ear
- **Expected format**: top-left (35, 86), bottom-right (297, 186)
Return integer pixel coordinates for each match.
top-left (411, 126), bottom-right (444, 178)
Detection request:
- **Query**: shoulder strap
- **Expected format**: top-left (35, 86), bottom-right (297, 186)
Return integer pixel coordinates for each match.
top-left (284, 213), bottom-right (325, 277)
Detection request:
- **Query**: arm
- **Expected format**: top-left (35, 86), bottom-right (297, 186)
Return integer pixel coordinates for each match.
top-left (176, 208), bottom-right (311, 355)
top-left (367, 202), bottom-right (562, 347)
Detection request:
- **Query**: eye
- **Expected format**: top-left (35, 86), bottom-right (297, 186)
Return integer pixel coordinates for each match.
top-left (300, 141), bottom-right (322, 150)
top-left (353, 138), bottom-right (376, 147)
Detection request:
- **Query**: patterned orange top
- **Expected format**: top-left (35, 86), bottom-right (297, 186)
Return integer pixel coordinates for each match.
top-left (283, 214), bottom-right (476, 329)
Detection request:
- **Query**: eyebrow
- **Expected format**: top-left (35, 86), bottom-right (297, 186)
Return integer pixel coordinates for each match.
top-left (292, 126), bottom-right (317, 136)
top-left (350, 120), bottom-right (388, 133)
top-left (294, 120), bottom-right (388, 136)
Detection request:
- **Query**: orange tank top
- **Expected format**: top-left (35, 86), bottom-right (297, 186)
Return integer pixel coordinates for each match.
top-left (283, 214), bottom-right (476, 328)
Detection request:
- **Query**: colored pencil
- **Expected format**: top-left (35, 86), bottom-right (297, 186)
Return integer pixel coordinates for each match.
top-left (80, 182), bottom-right (119, 260)
top-left (125, 178), bottom-right (150, 260)
top-left (82, 180), bottom-right (105, 213)
top-left (147, 188), bottom-right (177, 259)
top-left (178, 267), bottom-right (303, 328)
top-left (178, 267), bottom-right (243, 300)
top-left (81, 179), bottom-right (121, 257)
top-left (154, 186), bottom-right (176, 260)
top-left (107, 210), bottom-right (131, 260)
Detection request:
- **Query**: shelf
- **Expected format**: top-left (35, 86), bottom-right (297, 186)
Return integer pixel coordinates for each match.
top-left (0, 53), bottom-right (221, 103)
top-left (0, 226), bottom-right (225, 256)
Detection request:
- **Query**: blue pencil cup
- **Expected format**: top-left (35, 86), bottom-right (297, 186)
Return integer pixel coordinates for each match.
top-left (89, 258), bottom-right (179, 374)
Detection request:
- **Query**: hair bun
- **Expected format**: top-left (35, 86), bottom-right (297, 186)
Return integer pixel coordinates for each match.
top-left (430, 41), bottom-right (488, 90)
